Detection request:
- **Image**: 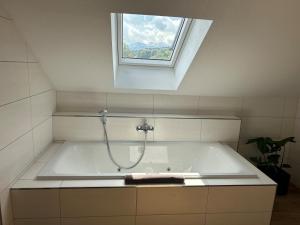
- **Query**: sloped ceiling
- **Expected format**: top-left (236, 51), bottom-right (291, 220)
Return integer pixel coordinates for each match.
top-left (2, 0), bottom-right (300, 96)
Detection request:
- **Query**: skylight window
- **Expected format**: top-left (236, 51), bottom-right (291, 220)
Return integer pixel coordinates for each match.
top-left (118, 14), bottom-right (191, 67)
top-left (111, 13), bottom-right (213, 90)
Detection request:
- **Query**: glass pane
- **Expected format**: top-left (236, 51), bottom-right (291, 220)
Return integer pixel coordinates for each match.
top-left (122, 14), bottom-right (184, 61)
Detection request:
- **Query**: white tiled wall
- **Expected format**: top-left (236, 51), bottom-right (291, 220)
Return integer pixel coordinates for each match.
top-left (0, 8), bottom-right (55, 225)
top-left (56, 92), bottom-right (298, 158)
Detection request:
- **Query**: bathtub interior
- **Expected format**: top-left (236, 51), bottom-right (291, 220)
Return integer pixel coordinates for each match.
top-left (37, 141), bottom-right (258, 180)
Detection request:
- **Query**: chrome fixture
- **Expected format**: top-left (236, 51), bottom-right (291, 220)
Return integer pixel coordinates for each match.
top-left (136, 119), bottom-right (154, 133)
top-left (99, 109), bottom-right (150, 170)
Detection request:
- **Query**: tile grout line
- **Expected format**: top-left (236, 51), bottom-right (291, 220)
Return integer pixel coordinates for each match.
top-left (0, 88), bottom-right (53, 109)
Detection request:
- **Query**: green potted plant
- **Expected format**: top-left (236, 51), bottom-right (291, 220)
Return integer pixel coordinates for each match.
top-left (246, 136), bottom-right (295, 195)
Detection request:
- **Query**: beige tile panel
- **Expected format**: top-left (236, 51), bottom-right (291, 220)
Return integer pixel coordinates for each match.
top-left (14, 218), bottom-right (60, 225)
top-left (60, 188), bottom-right (136, 217)
top-left (56, 91), bottom-right (107, 112)
top-left (0, 19), bottom-right (27, 62)
top-left (0, 132), bottom-right (34, 193)
top-left (241, 97), bottom-right (285, 117)
top-left (0, 62), bottom-right (29, 106)
top-left (240, 117), bottom-right (282, 138)
top-left (136, 214), bottom-right (205, 225)
top-left (106, 117), bottom-right (154, 141)
top-left (107, 93), bottom-right (153, 113)
top-left (198, 96), bottom-right (242, 116)
top-left (28, 63), bottom-right (52, 96)
top-left (0, 99), bottom-right (31, 150)
top-left (11, 189), bottom-right (60, 219)
top-left (137, 186), bottom-right (208, 215)
top-left (31, 90), bottom-right (55, 127)
top-left (53, 116), bottom-right (104, 141)
top-left (62, 216), bottom-right (135, 225)
top-left (153, 95), bottom-right (198, 115)
top-left (201, 119), bottom-right (241, 142)
top-left (154, 118), bottom-right (201, 141)
top-left (206, 212), bottom-right (272, 225)
top-left (206, 186), bottom-right (276, 213)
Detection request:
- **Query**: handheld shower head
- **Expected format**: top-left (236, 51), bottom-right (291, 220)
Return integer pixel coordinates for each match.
top-left (99, 109), bottom-right (108, 125)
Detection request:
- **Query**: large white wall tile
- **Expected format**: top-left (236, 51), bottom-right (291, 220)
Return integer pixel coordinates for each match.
top-left (0, 99), bottom-right (31, 150)
top-left (0, 5), bottom-right (11, 19)
top-left (0, 62), bottom-right (29, 106)
top-left (107, 117), bottom-right (154, 141)
top-left (11, 189), bottom-right (60, 219)
top-left (56, 91), bottom-right (106, 112)
top-left (153, 95), bottom-right (198, 115)
top-left (31, 90), bottom-right (55, 127)
top-left (137, 187), bottom-right (208, 215)
top-left (25, 45), bottom-right (38, 63)
top-left (0, 132), bottom-right (34, 193)
top-left (240, 117), bottom-right (282, 138)
top-left (53, 116), bottom-right (104, 141)
top-left (198, 97), bottom-right (242, 116)
top-left (32, 118), bottom-right (53, 156)
top-left (283, 97), bottom-right (298, 118)
top-left (107, 93), bottom-right (153, 113)
top-left (241, 97), bottom-right (285, 117)
top-left (60, 188), bottom-right (136, 217)
top-left (0, 19), bottom-right (27, 62)
top-left (201, 119), bottom-right (241, 142)
top-left (28, 63), bottom-right (52, 95)
top-left (154, 118), bottom-right (201, 141)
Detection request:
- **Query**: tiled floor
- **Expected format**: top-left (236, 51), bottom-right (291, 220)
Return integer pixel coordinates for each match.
top-left (271, 186), bottom-right (300, 225)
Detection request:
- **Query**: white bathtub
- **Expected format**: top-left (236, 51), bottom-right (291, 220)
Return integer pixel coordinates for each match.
top-left (37, 141), bottom-right (257, 180)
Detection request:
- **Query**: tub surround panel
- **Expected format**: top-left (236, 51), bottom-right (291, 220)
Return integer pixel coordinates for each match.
top-left (137, 187), bottom-right (208, 215)
top-left (205, 212), bottom-right (272, 225)
top-left (61, 216), bottom-right (135, 225)
top-left (14, 218), bottom-right (60, 225)
top-left (136, 214), bottom-right (206, 225)
top-left (206, 186), bottom-right (276, 213)
top-left (60, 188), bottom-right (136, 217)
top-left (11, 189), bottom-right (60, 219)
top-left (11, 184), bottom-right (275, 225)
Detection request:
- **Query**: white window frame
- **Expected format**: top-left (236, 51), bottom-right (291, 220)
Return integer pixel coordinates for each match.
top-left (117, 14), bottom-right (192, 67)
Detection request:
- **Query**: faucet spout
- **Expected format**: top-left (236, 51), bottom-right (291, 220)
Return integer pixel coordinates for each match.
top-left (136, 119), bottom-right (154, 133)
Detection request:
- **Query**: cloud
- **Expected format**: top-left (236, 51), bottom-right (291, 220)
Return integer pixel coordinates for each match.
top-left (123, 14), bottom-right (183, 47)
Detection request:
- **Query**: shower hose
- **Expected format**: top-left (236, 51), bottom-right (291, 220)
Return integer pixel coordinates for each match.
top-left (101, 117), bottom-right (147, 170)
